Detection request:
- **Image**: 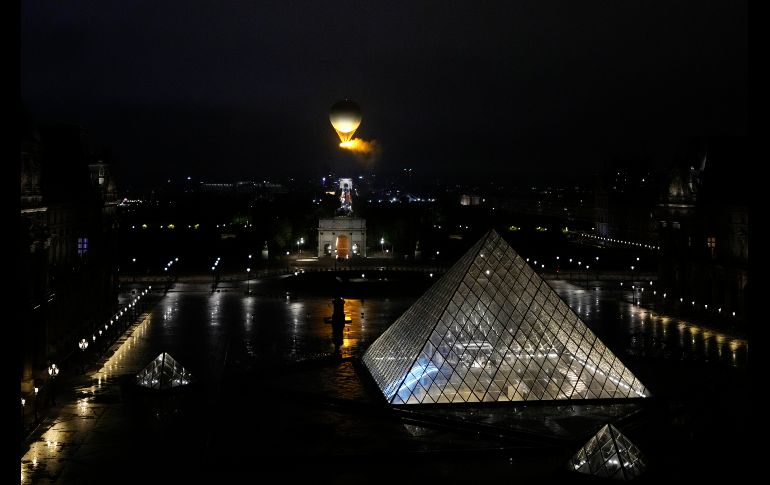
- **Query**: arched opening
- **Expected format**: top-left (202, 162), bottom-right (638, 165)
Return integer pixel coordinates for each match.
top-left (336, 235), bottom-right (349, 258)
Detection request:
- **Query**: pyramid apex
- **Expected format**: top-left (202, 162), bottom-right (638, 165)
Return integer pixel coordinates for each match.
top-left (136, 352), bottom-right (192, 390)
top-left (570, 423), bottom-right (646, 479)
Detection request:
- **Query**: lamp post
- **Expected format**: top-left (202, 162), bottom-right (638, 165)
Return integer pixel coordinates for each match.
top-left (48, 363), bottom-right (59, 405)
top-left (246, 267), bottom-right (251, 295)
top-left (21, 397), bottom-right (26, 431)
top-left (33, 387), bottom-right (39, 423)
top-left (380, 238), bottom-right (385, 254)
top-left (211, 257), bottom-right (220, 290)
top-left (78, 338), bottom-right (89, 374)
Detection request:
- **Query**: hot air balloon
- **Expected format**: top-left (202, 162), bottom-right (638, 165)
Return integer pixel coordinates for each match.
top-left (329, 100), bottom-right (362, 144)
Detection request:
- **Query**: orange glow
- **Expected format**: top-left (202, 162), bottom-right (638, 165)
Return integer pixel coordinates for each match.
top-left (339, 138), bottom-right (375, 154)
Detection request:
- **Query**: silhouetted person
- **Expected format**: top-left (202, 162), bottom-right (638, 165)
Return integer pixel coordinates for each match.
top-left (331, 296), bottom-right (346, 355)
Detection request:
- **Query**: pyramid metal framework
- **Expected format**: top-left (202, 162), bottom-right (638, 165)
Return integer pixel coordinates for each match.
top-left (569, 424), bottom-right (646, 480)
top-left (136, 352), bottom-right (192, 390)
top-left (362, 230), bottom-right (649, 404)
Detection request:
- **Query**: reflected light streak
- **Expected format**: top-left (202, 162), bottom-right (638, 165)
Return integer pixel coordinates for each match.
top-left (93, 314), bottom-right (152, 384)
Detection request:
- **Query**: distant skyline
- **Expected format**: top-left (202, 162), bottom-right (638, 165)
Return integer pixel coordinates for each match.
top-left (22, 1), bottom-right (747, 189)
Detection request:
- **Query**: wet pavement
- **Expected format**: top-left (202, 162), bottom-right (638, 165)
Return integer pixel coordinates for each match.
top-left (20, 275), bottom-right (749, 483)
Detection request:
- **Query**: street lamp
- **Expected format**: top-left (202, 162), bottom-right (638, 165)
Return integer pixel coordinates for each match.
top-left (48, 363), bottom-right (59, 405)
top-left (246, 267), bottom-right (251, 294)
top-left (78, 339), bottom-right (89, 374)
top-left (380, 238), bottom-right (385, 253)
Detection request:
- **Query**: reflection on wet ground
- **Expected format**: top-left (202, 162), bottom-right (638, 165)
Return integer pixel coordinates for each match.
top-left (551, 281), bottom-right (748, 369)
top-left (21, 278), bottom-right (748, 483)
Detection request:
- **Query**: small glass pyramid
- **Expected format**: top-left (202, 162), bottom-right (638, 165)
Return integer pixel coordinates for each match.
top-left (570, 424), bottom-right (646, 480)
top-left (136, 352), bottom-right (192, 390)
top-left (362, 229), bottom-right (649, 404)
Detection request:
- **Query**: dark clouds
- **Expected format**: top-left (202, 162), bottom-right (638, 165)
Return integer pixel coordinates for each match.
top-left (21, 1), bottom-right (747, 187)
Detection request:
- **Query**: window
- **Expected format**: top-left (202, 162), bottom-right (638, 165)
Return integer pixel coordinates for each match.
top-left (707, 236), bottom-right (716, 258)
top-left (77, 237), bottom-right (88, 256)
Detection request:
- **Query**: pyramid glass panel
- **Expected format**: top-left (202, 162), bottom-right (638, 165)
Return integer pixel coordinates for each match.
top-left (362, 230), bottom-right (649, 404)
top-left (136, 352), bottom-right (192, 390)
top-left (569, 424), bottom-right (646, 480)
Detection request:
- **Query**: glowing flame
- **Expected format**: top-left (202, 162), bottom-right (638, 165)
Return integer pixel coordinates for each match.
top-left (339, 138), bottom-right (375, 154)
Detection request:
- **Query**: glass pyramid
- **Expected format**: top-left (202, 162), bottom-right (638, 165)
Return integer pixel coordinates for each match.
top-left (569, 424), bottom-right (646, 480)
top-left (136, 352), bottom-right (192, 390)
top-left (362, 229), bottom-right (649, 404)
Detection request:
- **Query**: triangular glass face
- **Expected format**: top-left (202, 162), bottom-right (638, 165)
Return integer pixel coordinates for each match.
top-left (363, 230), bottom-right (649, 404)
top-left (569, 424), bottom-right (646, 480)
top-left (136, 352), bottom-right (192, 389)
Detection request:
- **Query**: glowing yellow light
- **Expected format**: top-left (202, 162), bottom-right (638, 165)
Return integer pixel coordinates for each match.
top-left (339, 138), bottom-right (375, 154)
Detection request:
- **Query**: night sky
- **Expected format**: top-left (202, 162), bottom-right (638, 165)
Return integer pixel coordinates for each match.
top-left (21, 1), bottom-right (747, 187)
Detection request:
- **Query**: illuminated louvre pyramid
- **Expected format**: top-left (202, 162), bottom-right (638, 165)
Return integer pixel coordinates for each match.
top-left (569, 424), bottom-right (646, 480)
top-left (362, 229), bottom-right (649, 404)
top-left (136, 352), bottom-right (192, 390)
